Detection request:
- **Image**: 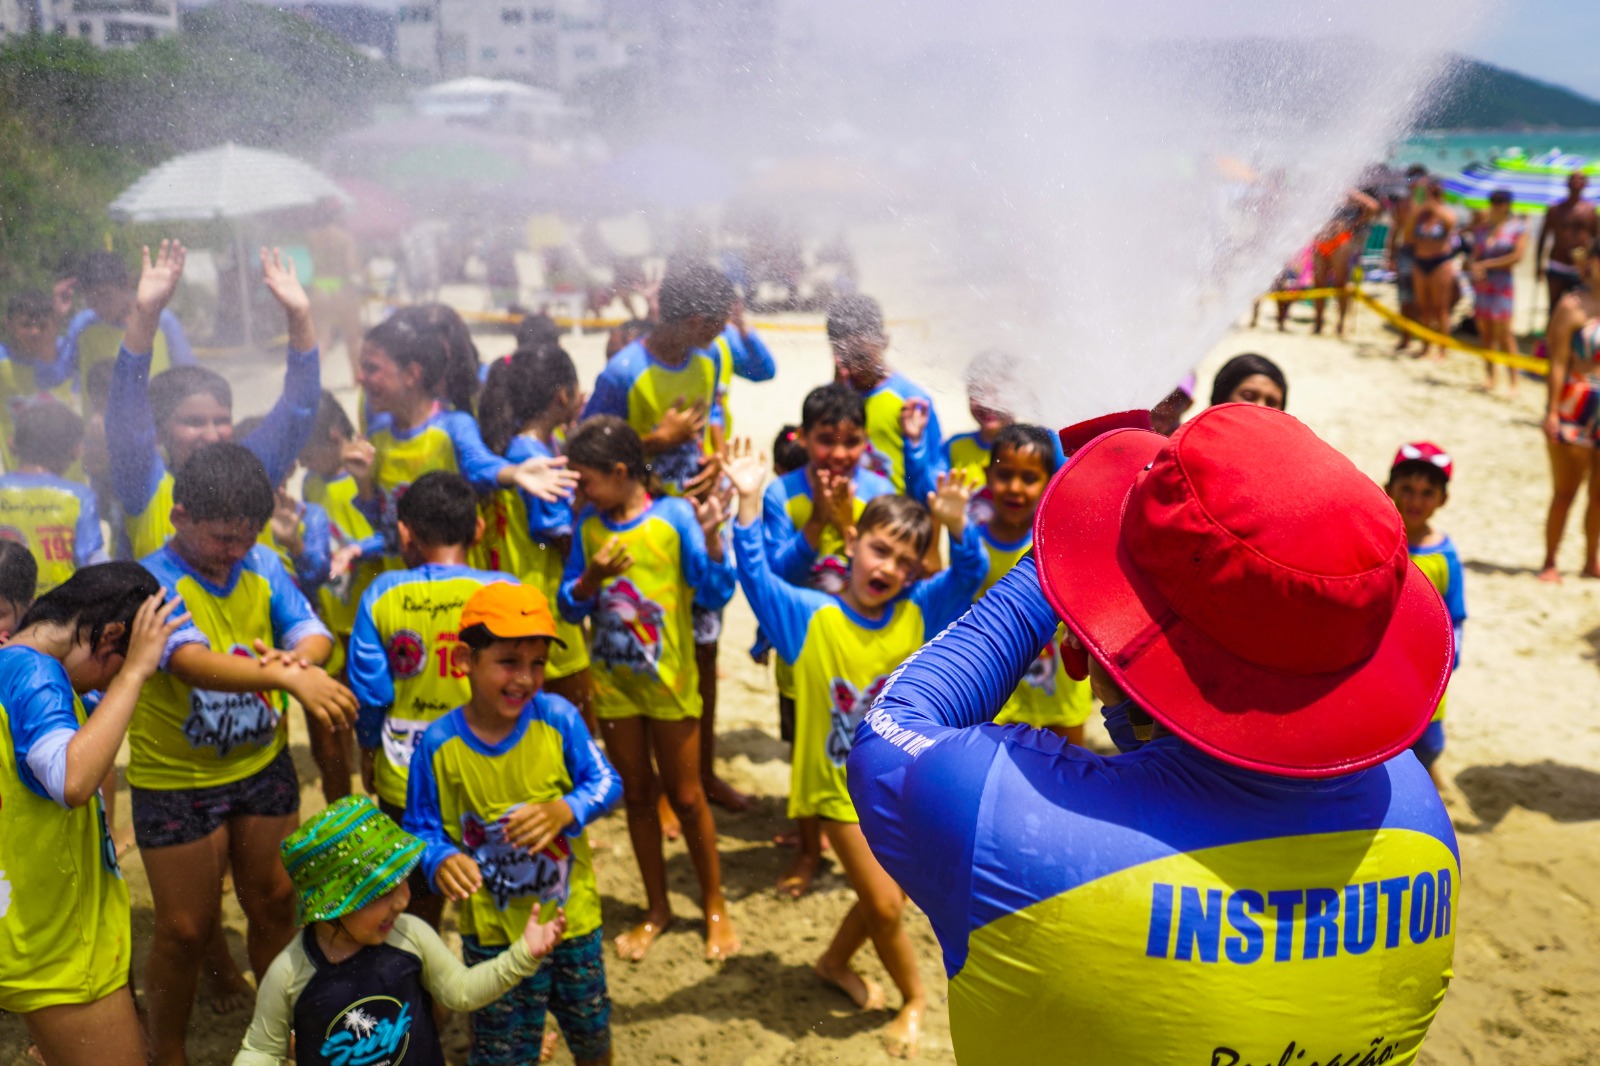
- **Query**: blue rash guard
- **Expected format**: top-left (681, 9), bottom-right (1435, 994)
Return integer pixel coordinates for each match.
top-left (848, 555), bottom-right (1460, 1066)
top-left (581, 338), bottom-right (718, 494)
top-left (759, 466), bottom-right (897, 586)
top-left (708, 323), bottom-right (776, 434)
top-left (856, 369), bottom-right (943, 502)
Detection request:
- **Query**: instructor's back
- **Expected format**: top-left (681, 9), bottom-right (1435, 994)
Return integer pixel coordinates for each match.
top-left (849, 404), bottom-right (1458, 1065)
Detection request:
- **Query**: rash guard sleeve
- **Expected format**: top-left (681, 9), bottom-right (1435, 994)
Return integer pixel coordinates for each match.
top-left (760, 477), bottom-right (818, 585)
top-left (106, 346), bottom-right (165, 517)
top-left (241, 346), bottom-right (321, 488)
top-left (546, 694), bottom-right (621, 830)
top-left (441, 410), bottom-right (510, 492)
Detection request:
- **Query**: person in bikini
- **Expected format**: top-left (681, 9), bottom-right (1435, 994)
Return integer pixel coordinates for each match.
top-left (1311, 188), bottom-right (1379, 337)
top-left (1541, 238), bottom-right (1600, 582)
top-left (1387, 165), bottom-right (1430, 352)
top-left (1410, 179), bottom-right (1460, 361)
top-left (1536, 173), bottom-right (1598, 331)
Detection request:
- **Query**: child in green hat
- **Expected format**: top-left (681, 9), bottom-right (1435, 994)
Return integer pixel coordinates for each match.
top-left (232, 795), bottom-right (566, 1066)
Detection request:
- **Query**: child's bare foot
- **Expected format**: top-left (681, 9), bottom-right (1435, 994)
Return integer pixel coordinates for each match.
top-left (26, 1044), bottom-right (45, 1065)
top-left (704, 774), bottom-right (753, 812)
top-left (777, 850), bottom-right (821, 899)
top-left (1539, 564), bottom-right (1563, 584)
top-left (540, 1027), bottom-right (560, 1062)
top-left (658, 794), bottom-right (681, 841)
top-left (206, 961), bottom-right (255, 1014)
top-left (705, 902), bottom-right (740, 961)
top-left (1581, 566), bottom-right (1600, 580)
top-left (615, 916), bottom-right (671, 962)
top-left (814, 957), bottom-right (886, 1010)
top-left (883, 1001), bottom-right (925, 1059)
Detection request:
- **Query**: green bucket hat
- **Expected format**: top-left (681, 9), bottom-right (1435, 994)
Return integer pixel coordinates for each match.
top-left (281, 796), bottom-right (425, 925)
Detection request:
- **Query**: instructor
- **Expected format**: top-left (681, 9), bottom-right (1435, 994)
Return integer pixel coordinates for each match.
top-left (849, 404), bottom-right (1458, 1065)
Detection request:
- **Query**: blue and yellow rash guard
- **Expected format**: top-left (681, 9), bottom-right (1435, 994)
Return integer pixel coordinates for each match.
top-left (977, 526), bottom-right (1093, 730)
top-left (64, 307), bottom-right (196, 386)
top-left (348, 563), bottom-right (515, 809)
top-left (476, 434), bottom-right (589, 681)
top-left (848, 558), bottom-right (1460, 1066)
top-left (360, 408), bottom-right (508, 563)
top-left (131, 543), bottom-right (331, 790)
top-left (302, 471), bottom-right (387, 639)
top-left (942, 431), bottom-right (992, 488)
top-left (0, 648), bottom-right (130, 1014)
top-left (0, 346), bottom-right (78, 473)
top-left (708, 323), bottom-right (776, 437)
top-left (559, 497), bottom-right (734, 722)
top-left (404, 695), bottom-right (622, 945)
top-left (855, 369), bottom-right (942, 499)
top-left (582, 338), bottom-right (718, 494)
top-left (1409, 536), bottom-right (1465, 723)
top-left (758, 466), bottom-right (897, 591)
top-left (734, 519), bottom-right (986, 823)
top-left (107, 343), bottom-right (320, 560)
top-left (0, 472), bottom-right (108, 594)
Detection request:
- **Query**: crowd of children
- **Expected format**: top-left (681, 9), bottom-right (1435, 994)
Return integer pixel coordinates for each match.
top-left (0, 235), bottom-right (1469, 1065)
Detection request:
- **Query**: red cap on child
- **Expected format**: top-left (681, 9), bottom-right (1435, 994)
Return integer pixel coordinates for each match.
top-left (1392, 442), bottom-right (1452, 482)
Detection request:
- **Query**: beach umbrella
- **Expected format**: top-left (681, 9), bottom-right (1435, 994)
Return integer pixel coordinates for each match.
top-left (1440, 159), bottom-right (1600, 215)
top-left (109, 143), bottom-right (350, 342)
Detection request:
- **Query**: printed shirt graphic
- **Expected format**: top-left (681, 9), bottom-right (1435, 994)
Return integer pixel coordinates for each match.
top-left (559, 497), bottom-right (734, 721)
top-left (846, 558), bottom-right (1460, 1066)
top-left (472, 434), bottom-right (589, 680)
top-left (733, 519), bottom-right (987, 822)
top-left (303, 471), bottom-right (387, 638)
top-left (0, 472), bottom-right (106, 594)
top-left (1409, 537), bottom-right (1466, 723)
top-left (582, 338), bottom-right (718, 495)
top-left (290, 929), bottom-right (442, 1066)
top-left (859, 370), bottom-right (942, 498)
top-left (130, 543), bottom-right (330, 790)
top-left (0, 647), bottom-right (131, 1014)
top-left (942, 431), bottom-right (992, 488)
top-left (404, 694), bottom-right (621, 945)
top-left (348, 564), bottom-right (515, 809)
top-left (978, 526), bottom-right (1093, 730)
top-left (365, 409), bottom-right (508, 564)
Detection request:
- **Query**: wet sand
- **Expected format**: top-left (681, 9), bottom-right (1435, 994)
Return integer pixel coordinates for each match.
top-left (5, 236), bottom-right (1600, 1063)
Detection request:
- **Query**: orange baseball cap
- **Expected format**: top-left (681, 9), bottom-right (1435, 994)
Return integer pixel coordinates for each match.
top-left (459, 583), bottom-right (565, 646)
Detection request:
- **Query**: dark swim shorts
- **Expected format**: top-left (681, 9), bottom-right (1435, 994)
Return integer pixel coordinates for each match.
top-left (130, 746), bottom-right (300, 849)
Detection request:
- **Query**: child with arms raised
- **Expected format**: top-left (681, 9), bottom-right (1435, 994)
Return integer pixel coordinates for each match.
top-left (233, 795), bottom-right (569, 1066)
top-left (727, 439), bottom-right (988, 1058)
top-left (557, 416), bottom-right (739, 962)
top-left (406, 584), bottom-right (621, 1065)
top-left (349, 471), bottom-right (513, 926)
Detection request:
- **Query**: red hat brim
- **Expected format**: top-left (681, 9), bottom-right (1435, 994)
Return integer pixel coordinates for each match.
top-left (1033, 427), bottom-right (1453, 778)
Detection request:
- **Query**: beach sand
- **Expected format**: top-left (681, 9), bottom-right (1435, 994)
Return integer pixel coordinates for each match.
top-left (5, 235), bottom-right (1600, 1064)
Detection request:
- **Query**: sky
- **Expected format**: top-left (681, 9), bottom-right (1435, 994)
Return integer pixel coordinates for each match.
top-left (1465, 0), bottom-right (1600, 100)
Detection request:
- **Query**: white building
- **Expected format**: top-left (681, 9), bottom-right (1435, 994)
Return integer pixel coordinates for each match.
top-left (0, 0), bottom-right (37, 38)
top-left (396, 0), bottom-right (626, 91)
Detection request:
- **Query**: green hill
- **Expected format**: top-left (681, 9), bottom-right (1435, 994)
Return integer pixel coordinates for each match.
top-left (1422, 56), bottom-right (1600, 130)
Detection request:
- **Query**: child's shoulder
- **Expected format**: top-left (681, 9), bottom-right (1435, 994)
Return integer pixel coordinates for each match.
top-left (883, 369), bottom-right (933, 401)
top-left (1409, 530), bottom-right (1456, 555)
top-left (527, 690), bottom-right (585, 736)
top-left (855, 467), bottom-right (898, 500)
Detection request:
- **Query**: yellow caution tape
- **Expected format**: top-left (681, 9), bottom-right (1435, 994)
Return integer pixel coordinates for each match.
top-left (1260, 287), bottom-right (1349, 302)
top-left (1349, 290), bottom-right (1550, 375)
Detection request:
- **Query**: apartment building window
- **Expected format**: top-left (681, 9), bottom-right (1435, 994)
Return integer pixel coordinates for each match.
top-left (77, 20), bottom-right (90, 35)
top-left (501, 8), bottom-right (523, 23)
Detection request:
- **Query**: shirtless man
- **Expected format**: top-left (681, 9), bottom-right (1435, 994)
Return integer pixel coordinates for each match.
top-left (1537, 173), bottom-right (1598, 330)
top-left (1387, 164), bottom-right (1429, 351)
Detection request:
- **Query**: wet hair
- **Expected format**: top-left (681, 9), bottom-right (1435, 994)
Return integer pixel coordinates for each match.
top-left (397, 470), bottom-right (479, 547)
top-left (413, 303), bottom-right (482, 415)
top-left (172, 442), bottom-right (274, 526)
top-left (13, 402), bottom-right (85, 472)
top-left (826, 294), bottom-right (885, 344)
top-left (80, 251), bottom-right (130, 290)
top-left (150, 365), bottom-right (232, 431)
top-left (0, 541), bottom-right (38, 612)
top-left (964, 349), bottom-right (1018, 392)
top-left (514, 312), bottom-right (563, 350)
top-left (856, 495), bottom-right (934, 557)
top-left (991, 423), bottom-right (1059, 475)
top-left (565, 415), bottom-right (647, 482)
top-left (18, 560), bottom-right (158, 656)
top-left (1209, 353), bottom-right (1288, 408)
top-left (1488, 188), bottom-right (1513, 206)
top-left (773, 424), bottom-right (807, 475)
top-left (1387, 459), bottom-right (1449, 492)
top-left (7, 290), bottom-right (52, 319)
top-left (84, 359), bottom-right (115, 415)
top-left (657, 263), bottom-right (736, 324)
top-left (312, 390), bottom-right (355, 443)
top-left (479, 343), bottom-right (580, 456)
top-left (800, 382), bottom-right (867, 432)
top-left (364, 307), bottom-right (478, 417)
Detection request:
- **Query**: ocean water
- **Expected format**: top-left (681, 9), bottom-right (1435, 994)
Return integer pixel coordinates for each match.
top-left (1395, 130), bottom-right (1600, 170)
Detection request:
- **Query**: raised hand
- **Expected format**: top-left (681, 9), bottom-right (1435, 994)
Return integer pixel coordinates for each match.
top-left (926, 469), bottom-right (974, 538)
top-left (723, 437), bottom-right (767, 500)
top-left (522, 908), bottom-right (568, 958)
top-left (270, 489), bottom-right (303, 552)
top-left (329, 542), bottom-right (364, 581)
top-left (575, 536), bottom-right (633, 600)
top-left (503, 799), bottom-right (575, 853)
top-left (682, 455), bottom-right (723, 502)
top-left (121, 591), bottom-right (190, 684)
top-left (508, 454), bottom-right (580, 503)
top-left (653, 398), bottom-right (709, 449)
top-left (899, 398), bottom-right (930, 444)
top-left (261, 247), bottom-right (316, 352)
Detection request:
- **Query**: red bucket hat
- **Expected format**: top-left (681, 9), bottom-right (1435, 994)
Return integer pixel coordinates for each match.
top-left (1034, 403), bottom-right (1453, 778)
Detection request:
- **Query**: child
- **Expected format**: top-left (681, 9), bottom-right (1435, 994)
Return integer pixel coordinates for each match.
top-left (941, 349), bottom-right (1018, 486)
top-left (64, 249), bottom-right (197, 383)
top-left (976, 424), bottom-right (1094, 741)
top-left (760, 383), bottom-right (895, 897)
top-left (0, 540), bottom-right (38, 637)
top-left (107, 241), bottom-right (324, 560)
top-left (298, 391), bottom-right (387, 650)
top-left (479, 344), bottom-right (595, 732)
top-left (1386, 442), bottom-right (1465, 788)
top-left (0, 564), bottom-right (182, 1066)
top-left (406, 583), bottom-right (621, 1066)
top-left (351, 307), bottom-right (576, 563)
top-left (707, 292), bottom-right (777, 448)
top-left (128, 441), bottom-right (359, 1066)
top-left (827, 294), bottom-right (943, 500)
top-left (233, 414), bottom-right (335, 600)
top-left (557, 415), bottom-right (739, 962)
top-left (349, 470), bottom-right (513, 926)
top-left (0, 402), bottom-right (107, 594)
top-left (0, 289), bottom-right (77, 472)
top-left (726, 440), bottom-right (987, 1059)
top-left (234, 795), bottom-right (570, 1066)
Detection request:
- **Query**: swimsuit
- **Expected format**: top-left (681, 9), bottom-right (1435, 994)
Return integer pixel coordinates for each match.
top-left (1412, 217), bottom-right (1456, 274)
top-left (1472, 222), bottom-right (1522, 321)
top-left (1557, 319), bottom-right (1600, 447)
